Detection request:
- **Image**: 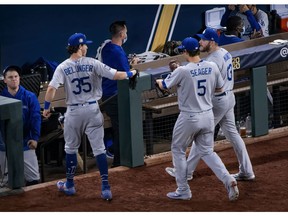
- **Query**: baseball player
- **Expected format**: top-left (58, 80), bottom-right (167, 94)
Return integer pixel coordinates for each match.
top-left (156, 37), bottom-right (239, 201)
top-left (1, 65), bottom-right (41, 186)
top-left (42, 33), bottom-right (137, 200)
top-left (166, 28), bottom-right (255, 182)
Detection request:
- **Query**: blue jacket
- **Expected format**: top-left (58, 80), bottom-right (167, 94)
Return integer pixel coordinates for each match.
top-left (0, 85), bottom-right (41, 151)
top-left (101, 42), bottom-right (131, 97)
top-left (218, 33), bottom-right (244, 46)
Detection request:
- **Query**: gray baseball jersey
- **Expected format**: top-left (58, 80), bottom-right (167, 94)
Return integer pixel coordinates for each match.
top-left (164, 59), bottom-right (238, 192)
top-left (187, 47), bottom-right (254, 177)
top-left (49, 57), bottom-right (117, 156)
top-left (164, 59), bottom-right (224, 113)
top-left (206, 48), bottom-right (234, 92)
top-left (49, 57), bottom-right (116, 104)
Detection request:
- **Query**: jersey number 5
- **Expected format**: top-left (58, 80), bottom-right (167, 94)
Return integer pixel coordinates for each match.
top-left (71, 76), bottom-right (92, 95)
top-left (197, 79), bottom-right (206, 96)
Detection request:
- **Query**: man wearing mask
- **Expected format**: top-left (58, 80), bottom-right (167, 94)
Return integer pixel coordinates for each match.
top-left (98, 21), bottom-right (139, 168)
top-left (219, 16), bottom-right (245, 46)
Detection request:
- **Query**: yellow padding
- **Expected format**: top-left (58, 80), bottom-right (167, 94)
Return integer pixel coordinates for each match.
top-left (151, 5), bottom-right (176, 52)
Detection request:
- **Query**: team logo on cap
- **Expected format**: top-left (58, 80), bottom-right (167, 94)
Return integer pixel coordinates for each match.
top-left (79, 38), bottom-right (84, 43)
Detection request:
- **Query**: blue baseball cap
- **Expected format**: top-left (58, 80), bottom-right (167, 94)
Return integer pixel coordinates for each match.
top-left (177, 37), bottom-right (199, 52)
top-left (2, 65), bottom-right (22, 77)
top-left (196, 28), bottom-right (219, 43)
top-left (68, 33), bottom-right (93, 46)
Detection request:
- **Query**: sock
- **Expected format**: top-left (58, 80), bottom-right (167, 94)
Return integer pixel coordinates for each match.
top-left (96, 153), bottom-right (109, 190)
top-left (65, 153), bottom-right (77, 188)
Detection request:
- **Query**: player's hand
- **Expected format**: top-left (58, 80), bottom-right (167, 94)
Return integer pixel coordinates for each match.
top-left (131, 69), bottom-right (139, 77)
top-left (128, 69), bottom-right (139, 90)
top-left (28, 140), bottom-right (38, 149)
top-left (239, 5), bottom-right (249, 13)
top-left (250, 29), bottom-right (263, 39)
top-left (169, 59), bottom-right (180, 72)
top-left (42, 109), bottom-right (51, 118)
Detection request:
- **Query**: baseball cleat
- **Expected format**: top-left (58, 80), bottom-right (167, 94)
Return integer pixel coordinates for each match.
top-left (165, 167), bottom-right (193, 181)
top-left (226, 181), bottom-right (239, 201)
top-left (232, 172), bottom-right (255, 181)
top-left (101, 188), bottom-right (113, 201)
top-left (57, 181), bottom-right (76, 196)
top-left (167, 189), bottom-right (192, 200)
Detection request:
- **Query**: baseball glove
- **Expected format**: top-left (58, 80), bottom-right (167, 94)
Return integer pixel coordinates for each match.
top-left (129, 69), bottom-right (139, 90)
top-left (169, 59), bottom-right (180, 72)
top-left (154, 79), bottom-right (170, 98)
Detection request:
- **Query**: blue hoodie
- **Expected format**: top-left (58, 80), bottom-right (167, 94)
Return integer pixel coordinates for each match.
top-left (1, 85), bottom-right (41, 151)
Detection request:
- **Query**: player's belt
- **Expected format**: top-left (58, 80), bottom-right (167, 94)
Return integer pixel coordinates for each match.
top-left (70, 101), bottom-right (97, 106)
top-left (215, 92), bottom-right (226, 97)
top-left (215, 89), bottom-right (233, 97)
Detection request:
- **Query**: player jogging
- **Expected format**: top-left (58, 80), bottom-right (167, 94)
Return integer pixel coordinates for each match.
top-left (156, 37), bottom-right (239, 201)
top-left (43, 33), bottom-right (137, 201)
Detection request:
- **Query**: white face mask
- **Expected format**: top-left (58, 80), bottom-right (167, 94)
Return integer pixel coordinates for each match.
top-left (240, 26), bottom-right (245, 36)
top-left (122, 36), bottom-right (128, 44)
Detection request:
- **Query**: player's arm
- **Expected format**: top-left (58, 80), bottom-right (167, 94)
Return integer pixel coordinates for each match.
top-left (113, 69), bottom-right (137, 80)
top-left (43, 86), bottom-right (57, 118)
top-left (215, 65), bottom-right (225, 93)
top-left (156, 79), bottom-right (165, 90)
top-left (240, 5), bottom-right (261, 33)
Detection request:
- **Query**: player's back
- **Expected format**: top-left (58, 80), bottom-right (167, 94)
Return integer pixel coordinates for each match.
top-left (206, 48), bottom-right (234, 92)
top-left (170, 60), bottom-right (223, 113)
top-left (53, 57), bottom-right (106, 105)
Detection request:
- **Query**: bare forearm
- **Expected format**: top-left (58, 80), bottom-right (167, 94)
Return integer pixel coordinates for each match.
top-left (45, 86), bottom-right (57, 102)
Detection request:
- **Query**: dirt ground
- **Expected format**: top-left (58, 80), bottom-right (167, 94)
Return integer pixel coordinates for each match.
top-left (0, 135), bottom-right (287, 212)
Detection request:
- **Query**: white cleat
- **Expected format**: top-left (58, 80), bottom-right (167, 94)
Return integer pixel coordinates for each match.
top-left (165, 167), bottom-right (193, 181)
top-left (232, 172), bottom-right (255, 181)
top-left (167, 189), bottom-right (192, 200)
top-left (226, 181), bottom-right (239, 201)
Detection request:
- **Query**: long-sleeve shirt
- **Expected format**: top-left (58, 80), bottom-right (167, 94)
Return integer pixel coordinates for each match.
top-left (1, 85), bottom-right (41, 151)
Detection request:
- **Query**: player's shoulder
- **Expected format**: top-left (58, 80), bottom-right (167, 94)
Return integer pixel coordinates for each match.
top-left (201, 59), bottom-right (217, 66)
top-left (78, 56), bottom-right (98, 64)
top-left (201, 60), bottom-right (220, 73)
top-left (205, 60), bottom-right (218, 69)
